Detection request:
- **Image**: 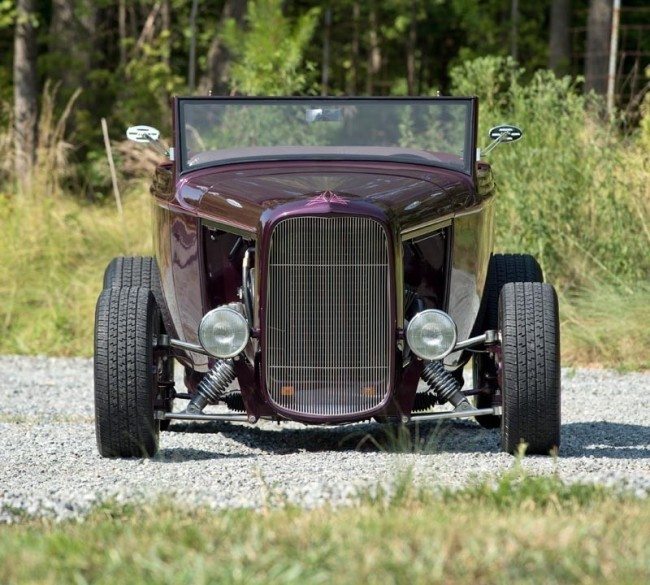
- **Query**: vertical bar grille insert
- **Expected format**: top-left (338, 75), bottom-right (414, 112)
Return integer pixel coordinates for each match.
top-left (266, 216), bottom-right (390, 416)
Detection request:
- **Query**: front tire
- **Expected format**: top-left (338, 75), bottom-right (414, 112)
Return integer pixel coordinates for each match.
top-left (499, 282), bottom-right (561, 455)
top-left (474, 253), bottom-right (543, 428)
top-left (102, 256), bottom-right (174, 431)
top-left (94, 287), bottom-right (161, 458)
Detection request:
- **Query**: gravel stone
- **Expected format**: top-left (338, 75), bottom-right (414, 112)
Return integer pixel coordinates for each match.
top-left (0, 356), bottom-right (648, 521)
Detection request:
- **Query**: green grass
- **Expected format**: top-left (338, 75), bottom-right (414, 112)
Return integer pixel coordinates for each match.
top-left (560, 283), bottom-right (650, 371)
top-left (1, 474), bottom-right (648, 584)
top-left (0, 188), bottom-right (151, 356)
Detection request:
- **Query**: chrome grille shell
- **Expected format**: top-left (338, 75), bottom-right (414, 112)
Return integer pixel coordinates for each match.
top-left (263, 215), bottom-right (393, 419)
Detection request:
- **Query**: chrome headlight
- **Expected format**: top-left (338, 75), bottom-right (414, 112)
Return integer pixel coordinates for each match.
top-left (198, 305), bottom-right (249, 358)
top-left (406, 310), bottom-right (457, 361)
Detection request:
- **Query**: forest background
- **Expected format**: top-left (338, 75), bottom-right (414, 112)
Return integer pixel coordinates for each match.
top-left (0, 0), bottom-right (648, 368)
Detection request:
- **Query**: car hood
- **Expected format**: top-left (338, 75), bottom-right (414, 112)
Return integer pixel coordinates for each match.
top-left (175, 161), bottom-right (477, 236)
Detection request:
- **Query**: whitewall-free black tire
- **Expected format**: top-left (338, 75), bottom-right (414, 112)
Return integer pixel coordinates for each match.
top-left (94, 286), bottom-right (161, 458)
top-left (499, 282), bottom-right (561, 455)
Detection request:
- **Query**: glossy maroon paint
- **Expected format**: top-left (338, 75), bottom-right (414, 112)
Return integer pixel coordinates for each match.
top-left (174, 160), bottom-right (476, 237)
top-left (148, 98), bottom-right (496, 423)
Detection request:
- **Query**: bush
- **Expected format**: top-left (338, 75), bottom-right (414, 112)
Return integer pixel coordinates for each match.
top-left (451, 56), bottom-right (649, 288)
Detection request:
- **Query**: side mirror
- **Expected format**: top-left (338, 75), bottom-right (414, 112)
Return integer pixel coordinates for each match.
top-left (488, 124), bottom-right (523, 143)
top-left (482, 124), bottom-right (523, 156)
top-left (126, 125), bottom-right (161, 143)
top-left (126, 125), bottom-right (172, 159)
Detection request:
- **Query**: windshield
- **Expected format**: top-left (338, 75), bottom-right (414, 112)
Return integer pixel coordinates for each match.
top-left (177, 98), bottom-right (476, 174)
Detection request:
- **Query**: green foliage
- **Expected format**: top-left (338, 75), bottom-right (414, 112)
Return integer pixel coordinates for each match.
top-left (113, 37), bottom-right (185, 133)
top-left (450, 0), bottom-right (550, 72)
top-left (451, 56), bottom-right (650, 287)
top-left (221, 0), bottom-right (320, 95)
top-left (1, 0), bottom-right (648, 366)
top-left (1, 475), bottom-right (648, 584)
top-left (450, 55), bottom-right (523, 110)
top-left (0, 0), bottom-right (15, 29)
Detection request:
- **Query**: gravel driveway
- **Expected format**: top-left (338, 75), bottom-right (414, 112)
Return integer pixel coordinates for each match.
top-left (0, 356), bottom-right (648, 521)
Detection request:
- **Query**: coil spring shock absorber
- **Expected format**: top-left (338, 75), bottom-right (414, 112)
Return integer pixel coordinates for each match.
top-left (186, 360), bottom-right (236, 414)
top-left (421, 361), bottom-right (470, 409)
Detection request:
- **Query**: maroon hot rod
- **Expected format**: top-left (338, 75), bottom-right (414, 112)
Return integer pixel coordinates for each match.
top-left (94, 97), bottom-right (560, 458)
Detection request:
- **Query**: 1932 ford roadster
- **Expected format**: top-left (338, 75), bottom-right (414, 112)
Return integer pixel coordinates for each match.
top-left (94, 97), bottom-right (560, 458)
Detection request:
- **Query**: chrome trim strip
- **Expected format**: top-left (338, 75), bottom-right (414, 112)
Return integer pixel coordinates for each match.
top-left (410, 406), bottom-right (501, 421)
top-left (401, 217), bottom-right (453, 241)
top-left (201, 218), bottom-right (256, 238)
top-left (401, 199), bottom-right (494, 241)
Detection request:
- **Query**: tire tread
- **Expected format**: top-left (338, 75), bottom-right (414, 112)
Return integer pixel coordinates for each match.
top-left (102, 256), bottom-right (171, 333)
top-left (474, 253), bottom-right (543, 428)
top-left (94, 286), bottom-right (159, 458)
top-left (499, 282), bottom-right (561, 455)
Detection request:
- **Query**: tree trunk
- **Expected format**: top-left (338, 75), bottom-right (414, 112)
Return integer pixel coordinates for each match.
top-left (510, 0), bottom-right (519, 62)
top-left (188, 0), bottom-right (199, 92)
top-left (585, 0), bottom-right (612, 95)
top-left (548, 0), bottom-right (571, 74)
top-left (118, 0), bottom-right (127, 67)
top-left (128, 3), bottom-right (137, 39)
top-left (199, 0), bottom-right (247, 96)
top-left (161, 0), bottom-right (171, 67)
top-left (347, 1), bottom-right (360, 95)
top-left (133, 1), bottom-right (162, 57)
top-left (406, 0), bottom-right (417, 95)
top-left (13, 0), bottom-right (38, 185)
top-left (321, 7), bottom-right (332, 95)
top-left (50, 0), bottom-right (97, 94)
top-left (366, 2), bottom-right (381, 95)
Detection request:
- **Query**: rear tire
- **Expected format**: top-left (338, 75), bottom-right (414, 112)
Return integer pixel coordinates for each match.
top-left (474, 253), bottom-right (543, 428)
top-left (94, 287), bottom-right (161, 458)
top-left (102, 257), bottom-right (165, 312)
top-left (483, 254), bottom-right (543, 330)
top-left (103, 256), bottom-right (158, 289)
top-left (103, 256), bottom-right (169, 329)
top-left (499, 282), bottom-right (561, 455)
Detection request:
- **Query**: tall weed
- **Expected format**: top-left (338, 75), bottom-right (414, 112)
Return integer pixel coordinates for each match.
top-left (0, 191), bottom-right (151, 356)
top-left (0, 85), bottom-right (151, 356)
